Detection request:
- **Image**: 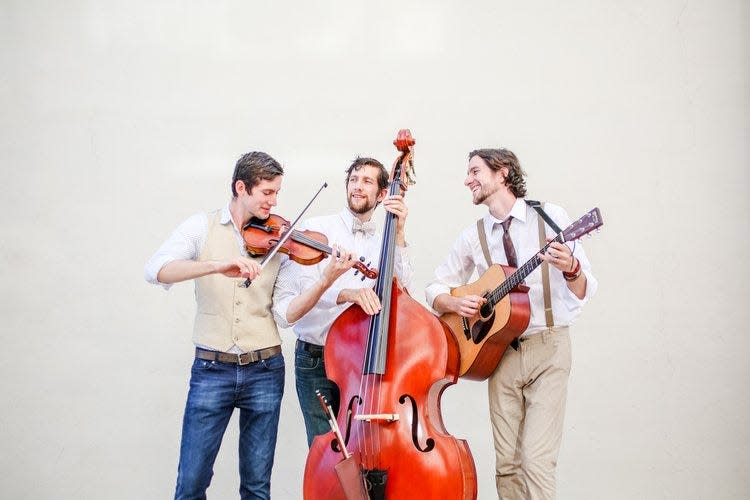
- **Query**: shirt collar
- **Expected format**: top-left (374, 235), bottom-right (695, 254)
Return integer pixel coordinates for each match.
top-left (220, 203), bottom-right (233, 225)
top-left (484, 197), bottom-right (527, 231)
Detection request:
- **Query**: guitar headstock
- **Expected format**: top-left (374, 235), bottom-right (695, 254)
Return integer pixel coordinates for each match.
top-left (562, 207), bottom-right (603, 242)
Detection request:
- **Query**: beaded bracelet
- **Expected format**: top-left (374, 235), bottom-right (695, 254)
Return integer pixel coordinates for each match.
top-left (563, 258), bottom-right (581, 282)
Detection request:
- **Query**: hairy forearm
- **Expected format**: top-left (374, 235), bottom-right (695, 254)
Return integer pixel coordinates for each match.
top-left (567, 273), bottom-right (587, 300)
top-left (285, 277), bottom-right (335, 324)
top-left (157, 259), bottom-right (220, 284)
top-left (431, 293), bottom-right (458, 314)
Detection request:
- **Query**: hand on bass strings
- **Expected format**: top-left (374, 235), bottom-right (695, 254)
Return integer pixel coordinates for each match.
top-left (538, 239), bottom-right (576, 273)
top-left (382, 194), bottom-right (408, 244)
top-left (337, 287), bottom-right (382, 316)
top-left (321, 244), bottom-right (357, 286)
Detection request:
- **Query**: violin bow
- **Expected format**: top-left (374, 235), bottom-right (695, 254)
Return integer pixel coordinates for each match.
top-left (241, 182), bottom-right (328, 287)
top-left (316, 389), bottom-right (350, 459)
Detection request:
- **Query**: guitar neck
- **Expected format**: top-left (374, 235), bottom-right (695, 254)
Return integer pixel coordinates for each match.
top-left (486, 233), bottom-right (564, 306)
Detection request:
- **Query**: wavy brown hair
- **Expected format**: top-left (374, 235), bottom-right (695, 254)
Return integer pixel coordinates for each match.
top-left (468, 148), bottom-right (527, 198)
top-left (345, 157), bottom-right (389, 191)
top-left (231, 151), bottom-right (284, 197)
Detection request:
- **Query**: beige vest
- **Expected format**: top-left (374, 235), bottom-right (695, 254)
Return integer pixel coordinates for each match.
top-left (192, 210), bottom-right (281, 352)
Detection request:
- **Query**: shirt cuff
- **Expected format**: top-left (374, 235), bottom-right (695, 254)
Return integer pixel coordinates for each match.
top-left (144, 255), bottom-right (176, 290)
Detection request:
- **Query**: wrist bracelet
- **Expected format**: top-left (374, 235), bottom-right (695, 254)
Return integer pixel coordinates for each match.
top-left (563, 258), bottom-right (581, 281)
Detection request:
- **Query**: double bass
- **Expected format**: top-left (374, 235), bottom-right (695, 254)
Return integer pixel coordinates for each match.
top-left (303, 130), bottom-right (477, 499)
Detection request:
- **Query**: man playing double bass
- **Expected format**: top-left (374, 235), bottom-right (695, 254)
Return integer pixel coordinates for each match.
top-left (272, 156), bottom-right (412, 447)
top-left (426, 148), bottom-right (598, 499)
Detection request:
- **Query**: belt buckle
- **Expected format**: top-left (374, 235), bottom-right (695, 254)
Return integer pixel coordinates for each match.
top-left (237, 353), bottom-right (251, 365)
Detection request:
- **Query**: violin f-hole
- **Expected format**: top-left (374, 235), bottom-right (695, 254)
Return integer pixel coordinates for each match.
top-left (398, 394), bottom-right (435, 453)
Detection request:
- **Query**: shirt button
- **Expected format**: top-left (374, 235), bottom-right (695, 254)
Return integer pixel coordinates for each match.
top-left (235, 301), bottom-right (241, 306)
top-left (235, 318), bottom-right (240, 323)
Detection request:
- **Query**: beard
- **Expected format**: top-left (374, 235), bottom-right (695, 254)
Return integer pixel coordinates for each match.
top-left (348, 194), bottom-right (377, 214)
top-left (472, 182), bottom-right (500, 205)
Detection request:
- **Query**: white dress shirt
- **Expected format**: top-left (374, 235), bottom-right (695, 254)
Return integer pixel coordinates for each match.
top-left (272, 209), bottom-right (413, 346)
top-left (425, 198), bottom-right (597, 336)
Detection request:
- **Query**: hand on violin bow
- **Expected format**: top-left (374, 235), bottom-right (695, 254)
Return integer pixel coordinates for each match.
top-left (215, 257), bottom-right (261, 280)
top-left (382, 194), bottom-right (408, 246)
top-left (320, 244), bottom-right (357, 286)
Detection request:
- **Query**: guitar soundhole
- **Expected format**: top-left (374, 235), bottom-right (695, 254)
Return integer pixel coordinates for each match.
top-left (471, 310), bottom-right (495, 344)
top-left (479, 302), bottom-right (494, 320)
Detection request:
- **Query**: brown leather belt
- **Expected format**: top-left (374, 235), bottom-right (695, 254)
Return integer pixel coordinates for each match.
top-left (195, 346), bottom-right (281, 365)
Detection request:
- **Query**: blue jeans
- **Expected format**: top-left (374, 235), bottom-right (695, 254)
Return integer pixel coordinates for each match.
top-left (174, 353), bottom-right (285, 500)
top-left (294, 342), bottom-right (339, 447)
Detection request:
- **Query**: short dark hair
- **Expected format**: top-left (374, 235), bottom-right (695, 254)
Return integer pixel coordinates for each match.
top-left (468, 148), bottom-right (527, 198)
top-left (231, 151), bottom-right (283, 197)
top-left (345, 157), bottom-right (389, 191)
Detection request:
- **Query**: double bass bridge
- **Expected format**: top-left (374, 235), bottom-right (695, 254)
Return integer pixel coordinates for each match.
top-left (353, 413), bottom-right (400, 424)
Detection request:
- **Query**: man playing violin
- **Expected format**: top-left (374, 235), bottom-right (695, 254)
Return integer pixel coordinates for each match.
top-left (425, 148), bottom-right (598, 499)
top-left (272, 156), bottom-right (413, 447)
top-left (145, 151), bottom-right (285, 500)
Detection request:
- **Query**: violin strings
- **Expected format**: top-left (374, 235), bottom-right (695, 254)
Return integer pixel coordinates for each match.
top-left (289, 231), bottom-right (332, 253)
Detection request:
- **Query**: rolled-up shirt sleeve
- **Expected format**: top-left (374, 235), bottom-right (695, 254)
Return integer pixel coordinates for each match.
top-left (144, 212), bottom-right (207, 289)
top-left (272, 257), bottom-right (318, 329)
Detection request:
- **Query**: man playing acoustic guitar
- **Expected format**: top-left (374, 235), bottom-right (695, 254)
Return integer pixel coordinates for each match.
top-left (425, 148), bottom-right (598, 499)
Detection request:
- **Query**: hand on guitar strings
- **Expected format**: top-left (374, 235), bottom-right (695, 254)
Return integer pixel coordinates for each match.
top-left (452, 294), bottom-right (487, 318)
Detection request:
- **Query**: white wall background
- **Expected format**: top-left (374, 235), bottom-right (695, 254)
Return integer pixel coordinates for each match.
top-left (1, 1), bottom-right (747, 498)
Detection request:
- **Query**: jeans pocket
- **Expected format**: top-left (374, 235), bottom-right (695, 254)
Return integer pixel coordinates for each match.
top-left (295, 350), bottom-right (321, 371)
top-left (262, 353), bottom-right (285, 371)
top-left (192, 358), bottom-right (216, 371)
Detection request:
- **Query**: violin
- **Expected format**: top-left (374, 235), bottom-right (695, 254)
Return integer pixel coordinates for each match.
top-left (302, 130), bottom-right (477, 499)
top-left (242, 214), bottom-right (378, 279)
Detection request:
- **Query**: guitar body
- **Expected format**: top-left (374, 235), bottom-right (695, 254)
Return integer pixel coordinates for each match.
top-left (440, 264), bottom-right (530, 380)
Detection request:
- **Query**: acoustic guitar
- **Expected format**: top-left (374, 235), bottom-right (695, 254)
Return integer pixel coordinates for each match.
top-left (440, 207), bottom-right (603, 380)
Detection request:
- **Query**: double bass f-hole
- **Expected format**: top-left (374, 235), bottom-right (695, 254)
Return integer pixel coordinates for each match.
top-left (331, 394), bottom-right (362, 454)
top-left (398, 394), bottom-right (435, 453)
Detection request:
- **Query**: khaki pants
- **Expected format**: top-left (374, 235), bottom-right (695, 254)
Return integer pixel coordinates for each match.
top-left (488, 327), bottom-right (572, 500)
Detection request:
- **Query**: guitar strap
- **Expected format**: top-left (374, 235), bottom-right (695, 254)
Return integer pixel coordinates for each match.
top-left (476, 219), bottom-right (493, 269)
top-left (525, 200), bottom-right (556, 328)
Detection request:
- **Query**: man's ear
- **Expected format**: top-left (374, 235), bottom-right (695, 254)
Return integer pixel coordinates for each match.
top-left (235, 180), bottom-right (248, 195)
top-left (376, 188), bottom-right (388, 202)
top-left (499, 167), bottom-right (510, 183)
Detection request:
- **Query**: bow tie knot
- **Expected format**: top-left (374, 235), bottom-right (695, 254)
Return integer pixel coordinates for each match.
top-left (352, 219), bottom-right (376, 236)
